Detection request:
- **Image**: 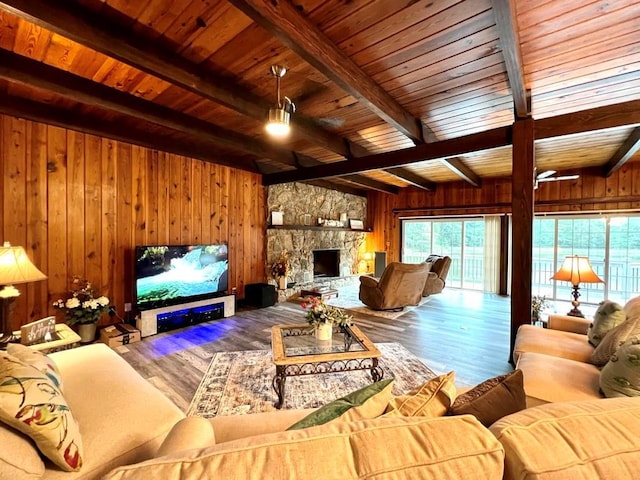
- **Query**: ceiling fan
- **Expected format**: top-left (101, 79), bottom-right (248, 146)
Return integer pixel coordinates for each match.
top-left (534, 169), bottom-right (580, 189)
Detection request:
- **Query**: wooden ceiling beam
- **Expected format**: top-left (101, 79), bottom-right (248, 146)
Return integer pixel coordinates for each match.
top-left (0, 0), bottom-right (361, 160)
top-left (603, 126), bottom-right (640, 177)
top-left (341, 175), bottom-right (399, 195)
top-left (0, 49), bottom-right (300, 166)
top-left (385, 168), bottom-right (436, 191)
top-left (491, 0), bottom-right (528, 118)
top-left (0, 93), bottom-right (260, 173)
top-left (263, 127), bottom-right (512, 185)
top-left (228, 0), bottom-right (425, 144)
top-left (535, 99), bottom-right (640, 140)
top-left (440, 158), bottom-right (482, 187)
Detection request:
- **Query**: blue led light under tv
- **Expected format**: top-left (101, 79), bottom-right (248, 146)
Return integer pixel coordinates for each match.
top-left (135, 244), bottom-right (229, 311)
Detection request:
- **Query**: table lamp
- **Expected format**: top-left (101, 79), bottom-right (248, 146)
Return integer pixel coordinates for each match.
top-left (0, 242), bottom-right (47, 345)
top-left (363, 252), bottom-right (373, 273)
top-left (550, 255), bottom-right (603, 317)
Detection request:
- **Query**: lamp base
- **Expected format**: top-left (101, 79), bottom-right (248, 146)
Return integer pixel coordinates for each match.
top-left (0, 333), bottom-right (20, 348)
top-left (566, 307), bottom-right (584, 318)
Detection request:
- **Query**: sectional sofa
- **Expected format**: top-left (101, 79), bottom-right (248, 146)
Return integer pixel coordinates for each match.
top-left (2, 342), bottom-right (640, 479)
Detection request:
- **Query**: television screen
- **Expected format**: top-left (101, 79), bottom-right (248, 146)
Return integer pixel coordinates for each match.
top-left (135, 244), bottom-right (229, 311)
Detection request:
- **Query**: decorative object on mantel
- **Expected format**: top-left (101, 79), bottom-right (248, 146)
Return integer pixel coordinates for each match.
top-left (53, 277), bottom-right (110, 343)
top-left (271, 252), bottom-right (291, 290)
top-left (0, 242), bottom-right (48, 346)
top-left (301, 295), bottom-right (352, 341)
top-left (350, 219), bottom-right (364, 230)
top-left (271, 211), bottom-right (284, 226)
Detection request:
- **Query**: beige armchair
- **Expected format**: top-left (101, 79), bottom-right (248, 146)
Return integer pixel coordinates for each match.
top-left (422, 255), bottom-right (452, 296)
top-left (359, 262), bottom-right (431, 311)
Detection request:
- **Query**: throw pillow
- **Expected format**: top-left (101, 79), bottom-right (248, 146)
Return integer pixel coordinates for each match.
top-left (600, 337), bottom-right (640, 398)
top-left (448, 369), bottom-right (526, 427)
top-left (287, 378), bottom-right (394, 430)
top-left (0, 350), bottom-right (83, 471)
top-left (384, 371), bottom-right (456, 418)
top-left (588, 300), bottom-right (626, 347)
top-left (591, 315), bottom-right (640, 367)
top-left (6, 343), bottom-right (64, 392)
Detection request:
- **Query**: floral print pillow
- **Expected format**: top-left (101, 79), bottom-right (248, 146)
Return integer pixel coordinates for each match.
top-left (6, 343), bottom-right (64, 392)
top-left (0, 350), bottom-right (83, 471)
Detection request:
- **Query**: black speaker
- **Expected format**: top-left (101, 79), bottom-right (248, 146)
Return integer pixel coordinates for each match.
top-left (374, 251), bottom-right (387, 277)
top-left (245, 283), bottom-right (277, 308)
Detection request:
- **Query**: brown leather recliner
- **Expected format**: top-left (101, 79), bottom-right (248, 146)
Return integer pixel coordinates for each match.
top-left (359, 262), bottom-right (431, 311)
top-left (422, 255), bottom-right (452, 296)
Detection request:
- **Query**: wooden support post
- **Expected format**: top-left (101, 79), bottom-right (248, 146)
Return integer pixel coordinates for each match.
top-left (510, 118), bottom-right (535, 362)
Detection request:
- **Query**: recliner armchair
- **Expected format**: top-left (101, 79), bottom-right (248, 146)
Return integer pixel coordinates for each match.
top-left (359, 262), bottom-right (431, 311)
top-left (422, 255), bottom-right (452, 296)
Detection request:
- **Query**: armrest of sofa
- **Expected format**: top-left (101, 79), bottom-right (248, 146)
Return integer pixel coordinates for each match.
top-left (547, 314), bottom-right (591, 334)
top-left (156, 417), bottom-right (216, 457)
top-left (359, 275), bottom-right (379, 288)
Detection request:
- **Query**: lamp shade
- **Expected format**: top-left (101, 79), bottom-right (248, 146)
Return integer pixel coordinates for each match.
top-left (0, 242), bottom-right (47, 285)
top-left (550, 255), bottom-right (603, 285)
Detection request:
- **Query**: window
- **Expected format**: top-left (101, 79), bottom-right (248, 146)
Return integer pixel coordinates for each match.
top-left (401, 218), bottom-right (485, 290)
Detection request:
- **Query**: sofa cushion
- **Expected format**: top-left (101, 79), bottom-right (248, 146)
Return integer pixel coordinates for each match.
top-left (588, 300), bottom-right (626, 347)
top-left (449, 370), bottom-right (526, 427)
top-left (600, 337), bottom-right (640, 398)
top-left (384, 371), bottom-right (456, 417)
top-left (0, 348), bottom-right (83, 471)
top-left (44, 344), bottom-right (184, 480)
top-left (490, 397), bottom-right (640, 480)
top-left (0, 422), bottom-right (45, 479)
top-left (7, 343), bottom-right (64, 391)
top-left (287, 378), bottom-right (393, 430)
top-left (513, 324), bottom-right (594, 364)
top-left (104, 415), bottom-right (505, 480)
top-left (156, 417), bottom-right (216, 457)
top-left (516, 352), bottom-right (601, 407)
top-left (591, 315), bottom-right (640, 366)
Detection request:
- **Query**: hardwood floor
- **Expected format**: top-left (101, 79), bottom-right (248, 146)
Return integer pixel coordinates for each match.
top-left (119, 287), bottom-right (514, 412)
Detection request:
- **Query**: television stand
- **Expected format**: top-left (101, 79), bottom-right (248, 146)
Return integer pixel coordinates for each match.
top-left (136, 295), bottom-right (235, 337)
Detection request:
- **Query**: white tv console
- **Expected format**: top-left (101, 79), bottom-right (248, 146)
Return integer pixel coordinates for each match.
top-left (136, 295), bottom-right (235, 337)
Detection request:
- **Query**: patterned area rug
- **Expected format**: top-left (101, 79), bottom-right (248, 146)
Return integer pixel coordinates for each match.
top-left (187, 343), bottom-right (436, 417)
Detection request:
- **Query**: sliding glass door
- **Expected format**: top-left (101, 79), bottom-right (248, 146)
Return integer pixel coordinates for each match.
top-left (401, 218), bottom-right (485, 290)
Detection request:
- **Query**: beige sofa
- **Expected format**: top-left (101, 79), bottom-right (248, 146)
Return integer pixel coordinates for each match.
top-left (0, 344), bottom-right (184, 480)
top-left (513, 296), bottom-right (640, 407)
top-left (6, 340), bottom-right (640, 479)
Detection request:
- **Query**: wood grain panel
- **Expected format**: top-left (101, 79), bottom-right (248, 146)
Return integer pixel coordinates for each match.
top-left (0, 113), bottom-right (267, 331)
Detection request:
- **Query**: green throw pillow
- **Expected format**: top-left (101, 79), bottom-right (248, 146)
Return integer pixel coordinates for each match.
top-left (588, 301), bottom-right (626, 347)
top-left (287, 379), bottom-right (394, 430)
top-left (600, 337), bottom-right (640, 398)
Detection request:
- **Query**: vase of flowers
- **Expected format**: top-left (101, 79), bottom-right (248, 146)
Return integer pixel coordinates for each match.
top-left (301, 295), bottom-right (352, 341)
top-left (531, 295), bottom-right (549, 325)
top-left (271, 252), bottom-right (291, 290)
top-left (53, 277), bottom-right (110, 343)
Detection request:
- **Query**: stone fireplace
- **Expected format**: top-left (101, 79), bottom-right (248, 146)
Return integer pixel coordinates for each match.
top-left (267, 182), bottom-right (368, 299)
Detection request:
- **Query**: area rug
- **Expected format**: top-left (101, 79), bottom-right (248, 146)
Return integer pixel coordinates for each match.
top-left (187, 343), bottom-right (436, 417)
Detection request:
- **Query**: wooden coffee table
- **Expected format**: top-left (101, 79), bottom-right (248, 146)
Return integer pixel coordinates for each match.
top-left (270, 323), bottom-right (383, 409)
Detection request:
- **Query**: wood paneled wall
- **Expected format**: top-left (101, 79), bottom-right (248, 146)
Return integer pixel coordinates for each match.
top-left (367, 162), bottom-right (640, 262)
top-left (0, 114), bottom-right (266, 331)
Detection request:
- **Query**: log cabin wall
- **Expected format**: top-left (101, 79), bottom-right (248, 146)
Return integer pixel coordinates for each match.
top-left (367, 162), bottom-right (640, 263)
top-left (0, 114), bottom-right (266, 331)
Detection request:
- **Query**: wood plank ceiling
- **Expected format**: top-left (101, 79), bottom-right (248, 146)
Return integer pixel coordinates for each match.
top-left (0, 0), bottom-right (638, 195)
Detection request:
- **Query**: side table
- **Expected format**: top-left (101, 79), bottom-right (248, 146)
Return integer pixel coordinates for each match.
top-left (14, 323), bottom-right (81, 354)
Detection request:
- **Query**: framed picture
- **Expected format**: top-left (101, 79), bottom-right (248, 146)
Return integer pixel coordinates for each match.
top-left (350, 219), bottom-right (364, 230)
top-left (271, 211), bottom-right (284, 226)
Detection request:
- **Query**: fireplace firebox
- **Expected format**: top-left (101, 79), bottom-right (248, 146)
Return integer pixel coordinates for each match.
top-left (313, 249), bottom-right (340, 278)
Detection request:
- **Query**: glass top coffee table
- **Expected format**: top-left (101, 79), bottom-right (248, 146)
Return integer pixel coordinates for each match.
top-left (270, 323), bottom-right (383, 409)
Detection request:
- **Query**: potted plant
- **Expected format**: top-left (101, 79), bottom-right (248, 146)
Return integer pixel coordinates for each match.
top-left (53, 277), bottom-right (110, 343)
top-left (301, 295), bottom-right (352, 341)
top-left (531, 295), bottom-right (549, 325)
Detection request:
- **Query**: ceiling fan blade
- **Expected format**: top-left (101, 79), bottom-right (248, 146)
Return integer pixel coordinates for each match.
top-left (536, 170), bottom-right (556, 180)
top-left (538, 174), bottom-right (580, 182)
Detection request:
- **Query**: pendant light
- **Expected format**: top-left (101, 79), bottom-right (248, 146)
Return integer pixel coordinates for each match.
top-left (266, 65), bottom-right (295, 137)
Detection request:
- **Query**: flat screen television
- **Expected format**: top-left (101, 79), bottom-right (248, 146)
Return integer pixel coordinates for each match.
top-left (135, 244), bottom-right (229, 311)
